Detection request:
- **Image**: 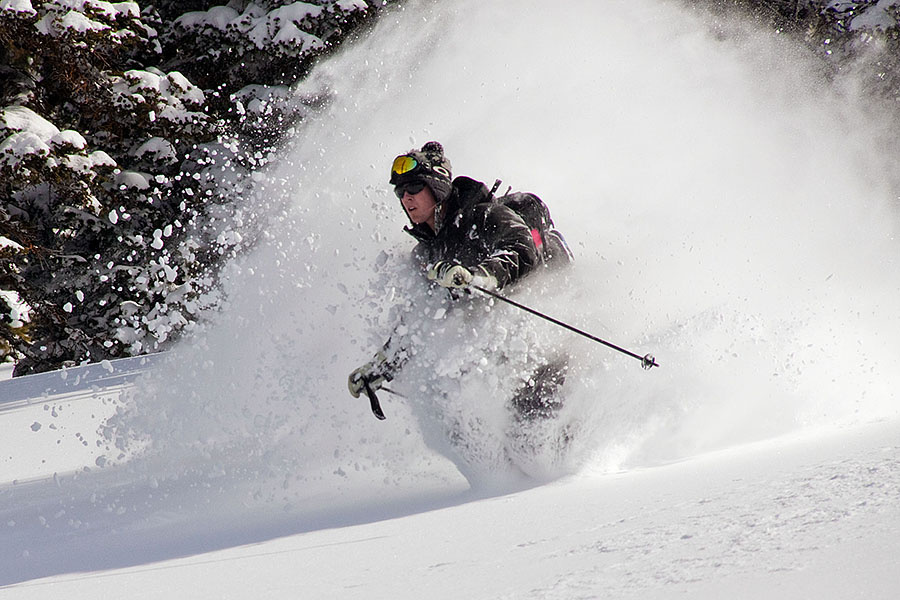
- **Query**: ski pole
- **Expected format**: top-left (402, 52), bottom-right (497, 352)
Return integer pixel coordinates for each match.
top-left (470, 285), bottom-right (659, 370)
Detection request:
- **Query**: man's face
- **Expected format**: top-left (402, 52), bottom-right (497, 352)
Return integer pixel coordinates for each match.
top-left (399, 183), bottom-right (437, 230)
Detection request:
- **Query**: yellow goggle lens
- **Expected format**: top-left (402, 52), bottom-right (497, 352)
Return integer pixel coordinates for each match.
top-left (391, 155), bottom-right (419, 176)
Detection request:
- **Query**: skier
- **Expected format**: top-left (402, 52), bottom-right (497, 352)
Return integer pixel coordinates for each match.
top-left (347, 141), bottom-right (570, 420)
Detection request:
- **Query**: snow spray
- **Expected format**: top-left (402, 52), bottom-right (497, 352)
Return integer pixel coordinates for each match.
top-left (114, 0), bottom-right (900, 498)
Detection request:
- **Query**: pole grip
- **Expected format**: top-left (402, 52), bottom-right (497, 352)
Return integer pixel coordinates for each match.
top-left (364, 380), bottom-right (386, 420)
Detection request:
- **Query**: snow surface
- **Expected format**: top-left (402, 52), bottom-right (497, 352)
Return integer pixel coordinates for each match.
top-left (0, 106), bottom-right (111, 171)
top-left (50, 129), bottom-right (87, 150)
top-left (176, 1), bottom-right (326, 52)
top-left (2, 0), bottom-right (900, 597)
top-left (0, 106), bottom-right (60, 162)
top-left (0, 0), bottom-right (36, 16)
top-left (32, 0), bottom-right (141, 37)
top-left (0, 106), bottom-right (59, 139)
top-left (0, 289), bottom-right (29, 327)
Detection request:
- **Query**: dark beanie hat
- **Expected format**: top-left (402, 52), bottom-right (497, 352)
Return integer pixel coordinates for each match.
top-left (390, 141), bottom-right (453, 203)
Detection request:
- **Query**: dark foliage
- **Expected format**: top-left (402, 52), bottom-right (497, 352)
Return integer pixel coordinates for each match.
top-left (0, 0), bottom-right (399, 375)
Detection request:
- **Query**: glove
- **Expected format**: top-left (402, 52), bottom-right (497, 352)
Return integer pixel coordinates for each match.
top-left (427, 262), bottom-right (474, 288)
top-left (427, 261), bottom-right (498, 291)
top-left (348, 351), bottom-right (391, 398)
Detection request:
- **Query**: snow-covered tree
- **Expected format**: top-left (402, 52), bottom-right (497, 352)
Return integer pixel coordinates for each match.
top-left (1, 0), bottom-right (396, 374)
top-left (698, 1), bottom-right (900, 98)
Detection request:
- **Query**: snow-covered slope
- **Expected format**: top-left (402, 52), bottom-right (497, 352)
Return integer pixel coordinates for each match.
top-left (3, 416), bottom-right (898, 599)
top-left (0, 355), bottom-right (163, 482)
top-left (2, 0), bottom-right (899, 596)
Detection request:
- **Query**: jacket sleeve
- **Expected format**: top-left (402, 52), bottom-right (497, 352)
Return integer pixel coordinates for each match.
top-left (476, 203), bottom-right (539, 289)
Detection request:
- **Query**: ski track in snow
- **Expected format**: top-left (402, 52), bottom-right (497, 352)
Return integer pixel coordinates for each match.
top-left (2, 0), bottom-right (900, 594)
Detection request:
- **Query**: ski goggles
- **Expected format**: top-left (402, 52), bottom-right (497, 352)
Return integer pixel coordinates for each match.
top-left (394, 181), bottom-right (427, 198)
top-left (391, 155), bottom-right (420, 178)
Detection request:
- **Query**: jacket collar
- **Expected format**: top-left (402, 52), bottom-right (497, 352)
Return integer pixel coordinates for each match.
top-left (403, 176), bottom-right (489, 241)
